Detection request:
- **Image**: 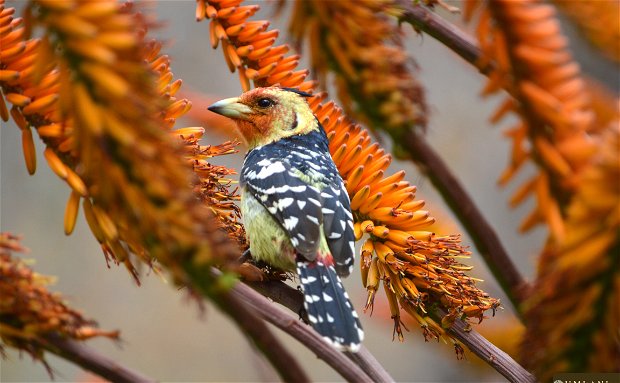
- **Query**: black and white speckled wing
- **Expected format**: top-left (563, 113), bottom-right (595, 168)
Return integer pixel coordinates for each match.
top-left (321, 177), bottom-right (356, 277)
top-left (297, 259), bottom-right (364, 352)
top-left (241, 156), bottom-right (323, 260)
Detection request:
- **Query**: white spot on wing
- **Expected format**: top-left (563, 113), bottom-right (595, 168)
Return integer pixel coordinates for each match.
top-left (308, 198), bottom-right (321, 206)
top-left (290, 185), bottom-right (307, 192)
top-left (307, 215), bottom-right (319, 225)
top-left (277, 197), bottom-right (294, 210)
top-left (283, 216), bottom-right (299, 230)
top-left (255, 161), bottom-right (286, 179)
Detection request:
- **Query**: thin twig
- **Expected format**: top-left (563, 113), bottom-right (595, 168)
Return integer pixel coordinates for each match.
top-left (232, 281), bottom-right (374, 382)
top-left (42, 334), bottom-right (155, 383)
top-left (248, 279), bottom-right (531, 383)
top-left (444, 315), bottom-right (536, 383)
top-left (192, 268), bottom-right (310, 383)
top-left (246, 280), bottom-right (394, 382)
top-left (397, 1), bottom-right (489, 73)
top-left (402, 130), bottom-right (528, 313)
top-left (345, 347), bottom-right (395, 383)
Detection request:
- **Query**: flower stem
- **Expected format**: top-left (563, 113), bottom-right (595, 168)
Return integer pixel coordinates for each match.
top-left (397, 1), bottom-right (490, 73)
top-left (43, 334), bottom-right (154, 383)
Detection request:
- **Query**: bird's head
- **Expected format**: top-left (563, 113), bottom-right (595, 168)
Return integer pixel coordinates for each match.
top-left (207, 87), bottom-right (317, 149)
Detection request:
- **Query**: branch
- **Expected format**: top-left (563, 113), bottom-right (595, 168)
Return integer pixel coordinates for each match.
top-left (397, 1), bottom-right (487, 72)
top-left (192, 269), bottom-right (310, 383)
top-left (42, 334), bottom-right (155, 383)
top-left (213, 290), bottom-right (310, 382)
top-left (246, 281), bottom-right (394, 383)
top-left (444, 315), bottom-right (536, 383)
top-left (345, 347), bottom-right (395, 383)
top-left (231, 281), bottom-right (375, 382)
top-left (402, 130), bottom-right (528, 312)
top-left (248, 278), bottom-right (531, 383)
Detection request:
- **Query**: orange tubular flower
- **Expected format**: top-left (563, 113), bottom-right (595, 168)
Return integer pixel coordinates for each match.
top-left (1, 0), bottom-right (241, 280)
top-left (0, 233), bottom-right (118, 369)
top-left (465, 0), bottom-right (620, 377)
top-left (199, 0), bottom-right (498, 347)
top-left (289, 0), bottom-right (428, 134)
top-left (553, 0), bottom-right (620, 64)
top-left (521, 124), bottom-right (620, 379)
top-left (465, 0), bottom-right (598, 243)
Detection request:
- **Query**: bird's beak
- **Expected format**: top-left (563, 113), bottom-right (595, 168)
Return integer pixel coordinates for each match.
top-left (207, 97), bottom-right (253, 120)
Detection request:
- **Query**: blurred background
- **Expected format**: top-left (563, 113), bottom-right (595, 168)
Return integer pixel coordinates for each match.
top-left (1, 1), bottom-right (616, 382)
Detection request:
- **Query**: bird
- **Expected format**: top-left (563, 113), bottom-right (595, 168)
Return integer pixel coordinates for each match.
top-left (208, 87), bottom-right (364, 352)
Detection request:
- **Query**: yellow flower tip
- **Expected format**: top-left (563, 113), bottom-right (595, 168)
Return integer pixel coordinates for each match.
top-left (5, 92), bottom-right (31, 107)
top-left (82, 199), bottom-right (105, 244)
top-left (360, 220), bottom-right (375, 233)
top-left (64, 191), bottom-right (80, 235)
top-left (49, 13), bottom-right (97, 38)
top-left (66, 39), bottom-right (117, 65)
top-left (74, 83), bottom-right (103, 135)
top-left (10, 106), bottom-right (29, 130)
top-left (74, 2), bottom-right (119, 20)
top-left (21, 127), bottom-right (36, 175)
top-left (37, 123), bottom-right (63, 138)
top-left (80, 63), bottom-right (129, 98)
top-left (0, 94), bottom-right (9, 122)
top-left (66, 169), bottom-right (88, 197)
top-left (174, 126), bottom-right (205, 140)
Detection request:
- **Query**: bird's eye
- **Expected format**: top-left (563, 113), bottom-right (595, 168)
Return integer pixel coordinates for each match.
top-left (257, 98), bottom-right (274, 108)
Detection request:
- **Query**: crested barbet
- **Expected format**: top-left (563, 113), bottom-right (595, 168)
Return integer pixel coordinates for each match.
top-left (208, 87), bottom-right (364, 352)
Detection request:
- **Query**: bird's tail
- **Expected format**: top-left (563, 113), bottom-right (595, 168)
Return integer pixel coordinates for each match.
top-left (296, 259), bottom-right (364, 352)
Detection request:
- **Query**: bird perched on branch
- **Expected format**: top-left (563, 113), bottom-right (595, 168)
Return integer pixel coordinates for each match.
top-left (208, 87), bottom-right (364, 352)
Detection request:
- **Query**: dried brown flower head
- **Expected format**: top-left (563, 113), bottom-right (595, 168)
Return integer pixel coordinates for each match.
top-left (0, 233), bottom-right (118, 372)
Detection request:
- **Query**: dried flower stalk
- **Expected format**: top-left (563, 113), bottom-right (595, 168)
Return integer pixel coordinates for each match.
top-left (200, 0), bottom-right (498, 349)
top-left (0, 232), bottom-right (118, 372)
